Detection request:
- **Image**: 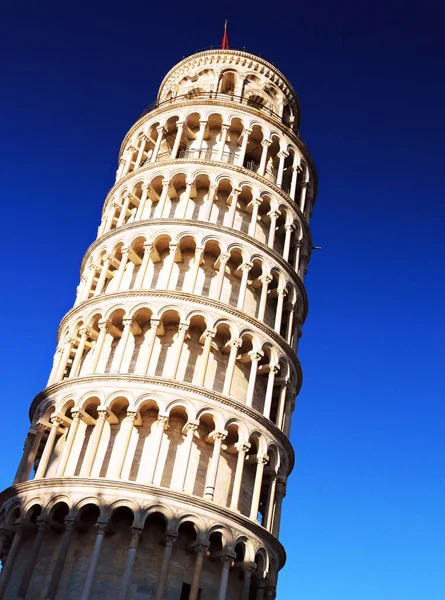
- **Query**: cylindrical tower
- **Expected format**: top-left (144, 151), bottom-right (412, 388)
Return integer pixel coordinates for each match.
top-left (0, 49), bottom-right (316, 600)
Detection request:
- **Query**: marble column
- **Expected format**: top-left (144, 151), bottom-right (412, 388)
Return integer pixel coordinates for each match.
top-left (230, 442), bottom-right (250, 511)
top-left (169, 323), bottom-right (188, 379)
top-left (16, 518), bottom-right (48, 599)
top-left (242, 563), bottom-right (257, 600)
top-left (217, 125), bottom-right (230, 161)
top-left (44, 519), bottom-right (76, 600)
top-left (142, 318), bottom-right (161, 376)
top-left (201, 184), bottom-right (217, 221)
top-left (35, 417), bottom-right (62, 479)
top-left (88, 319), bottom-right (110, 374)
top-left (80, 521), bottom-right (108, 600)
top-left (56, 411), bottom-right (83, 476)
top-left (217, 554), bottom-right (233, 600)
top-left (257, 274), bottom-right (272, 321)
top-left (0, 525), bottom-right (23, 598)
top-left (112, 411), bottom-right (137, 479)
top-left (237, 262), bottom-right (253, 311)
top-left (189, 543), bottom-right (209, 600)
top-left (223, 338), bottom-right (242, 396)
top-left (204, 432), bottom-right (226, 500)
top-left (237, 128), bottom-right (251, 167)
top-left (274, 289), bottom-right (286, 333)
top-left (170, 121), bottom-right (184, 159)
top-left (177, 422), bottom-right (198, 491)
top-left (276, 151), bottom-right (288, 187)
top-left (187, 246), bottom-right (204, 293)
top-left (146, 416), bottom-right (168, 484)
top-left (263, 364), bottom-right (279, 419)
top-left (272, 480), bottom-right (286, 537)
top-left (13, 431), bottom-right (34, 484)
top-left (197, 329), bottom-right (216, 386)
top-left (54, 337), bottom-right (73, 381)
top-left (267, 210), bottom-right (280, 249)
top-left (246, 352), bottom-right (263, 407)
top-left (118, 527), bottom-right (143, 600)
top-left (154, 534), bottom-right (177, 600)
top-left (248, 198), bottom-right (262, 237)
top-left (151, 126), bottom-right (164, 163)
top-left (250, 455), bottom-right (268, 521)
top-left (80, 409), bottom-right (108, 477)
top-left (213, 253), bottom-right (230, 301)
top-left (69, 327), bottom-right (90, 378)
top-left (258, 140), bottom-right (272, 177)
top-left (135, 242), bottom-right (152, 288)
top-left (21, 424), bottom-right (45, 481)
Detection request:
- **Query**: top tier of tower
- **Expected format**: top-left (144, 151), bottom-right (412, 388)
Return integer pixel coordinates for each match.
top-left (156, 49), bottom-right (301, 132)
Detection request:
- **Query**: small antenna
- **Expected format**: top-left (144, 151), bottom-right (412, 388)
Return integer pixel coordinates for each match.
top-left (222, 20), bottom-right (229, 49)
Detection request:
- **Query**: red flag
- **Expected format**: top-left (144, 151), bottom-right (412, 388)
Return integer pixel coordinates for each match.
top-left (222, 20), bottom-right (229, 49)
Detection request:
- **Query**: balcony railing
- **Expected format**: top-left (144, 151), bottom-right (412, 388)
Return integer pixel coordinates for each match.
top-left (139, 91), bottom-right (295, 130)
top-left (141, 147), bottom-right (278, 181)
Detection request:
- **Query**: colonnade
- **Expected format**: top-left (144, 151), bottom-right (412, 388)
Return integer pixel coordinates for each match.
top-left (0, 498), bottom-right (280, 600)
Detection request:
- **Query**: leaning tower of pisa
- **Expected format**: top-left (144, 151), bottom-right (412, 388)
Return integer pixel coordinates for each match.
top-left (0, 49), bottom-right (316, 600)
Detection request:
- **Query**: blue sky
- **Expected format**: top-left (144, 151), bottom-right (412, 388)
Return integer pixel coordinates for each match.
top-left (2, 1), bottom-right (444, 598)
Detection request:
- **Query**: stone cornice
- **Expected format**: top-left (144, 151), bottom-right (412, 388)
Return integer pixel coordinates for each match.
top-left (57, 289), bottom-right (303, 378)
top-left (0, 477), bottom-right (286, 567)
top-left (116, 127), bottom-right (316, 222)
top-left (27, 374), bottom-right (295, 473)
top-left (79, 218), bottom-right (308, 315)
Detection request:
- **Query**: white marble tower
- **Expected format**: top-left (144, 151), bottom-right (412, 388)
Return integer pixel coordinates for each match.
top-left (0, 48), bottom-right (316, 600)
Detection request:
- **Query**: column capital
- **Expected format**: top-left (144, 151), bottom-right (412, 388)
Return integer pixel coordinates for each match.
top-left (178, 322), bottom-right (189, 334)
top-left (218, 252), bottom-right (230, 265)
top-left (242, 561), bottom-right (257, 574)
top-left (285, 222), bottom-right (295, 232)
top-left (98, 319), bottom-right (111, 331)
top-left (267, 209), bottom-right (280, 219)
top-left (249, 350), bottom-right (264, 362)
top-left (278, 150), bottom-right (289, 158)
top-left (229, 337), bottom-right (242, 349)
top-left (300, 181), bottom-right (309, 188)
top-left (97, 408), bottom-right (109, 421)
top-left (232, 187), bottom-right (242, 196)
top-left (241, 128), bottom-right (252, 137)
top-left (156, 125), bottom-right (165, 133)
top-left (36, 517), bottom-right (49, 531)
top-left (143, 242), bottom-right (153, 252)
top-left (161, 178), bottom-right (171, 188)
top-left (122, 317), bottom-right (134, 328)
top-left (209, 183), bottom-right (218, 191)
top-left (235, 441), bottom-right (251, 453)
top-left (269, 363), bottom-right (280, 375)
top-left (164, 533), bottom-right (178, 547)
top-left (70, 410), bottom-right (84, 422)
top-left (157, 415), bottom-right (169, 429)
top-left (276, 479), bottom-right (287, 497)
top-left (95, 521), bottom-right (108, 535)
top-left (194, 542), bottom-right (210, 557)
top-left (126, 410), bottom-right (138, 423)
top-left (50, 415), bottom-right (63, 426)
top-left (130, 526), bottom-right (143, 546)
top-left (221, 123), bottom-right (230, 132)
top-left (241, 261), bottom-right (253, 272)
top-left (260, 274), bottom-right (273, 285)
top-left (184, 421), bottom-right (199, 435)
top-left (79, 326), bottom-right (92, 337)
top-left (149, 318), bottom-right (161, 330)
top-left (211, 430), bottom-right (228, 442)
top-left (261, 138), bottom-right (272, 147)
top-left (64, 518), bottom-right (76, 532)
top-left (220, 552), bottom-right (236, 566)
top-left (203, 329), bottom-right (216, 339)
top-left (277, 287), bottom-right (287, 298)
top-left (257, 453), bottom-right (269, 465)
top-left (185, 177), bottom-right (194, 187)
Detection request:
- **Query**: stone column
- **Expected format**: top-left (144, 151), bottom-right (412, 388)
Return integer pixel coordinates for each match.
top-left (135, 242), bottom-right (152, 288)
top-left (80, 521), bottom-right (108, 600)
top-left (237, 128), bottom-right (251, 166)
top-left (197, 329), bottom-right (216, 386)
top-left (21, 424), bottom-right (45, 481)
top-left (177, 422), bottom-right (198, 491)
top-left (283, 224), bottom-right (294, 262)
top-left (113, 247), bottom-right (130, 290)
top-left (142, 318), bottom-right (161, 376)
top-left (276, 151), bottom-right (288, 187)
top-left (230, 442), bottom-right (250, 511)
top-left (164, 243), bottom-right (178, 290)
top-left (88, 319), bottom-right (109, 374)
top-left (204, 432), bottom-right (226, 500)
top-left (154, 534), bottom-right (177, 600)
top-left (242, 563), bottom-right (257, 600)
top-left (135, 183), bottom-right (150, 220)
top-left (189, 543), bottom-right (209, 600)
top-left (170, 122), bottom-right (184, 159)
top-left (0, 525), bottom-right (23, 598)
top-left (80, 409), bottom-right (108, 477)
top-left (263, 364), bottom-right (279, 419)
top-left (267, 210), bottom-right (280, 249)
top-left (201, 184), bottom-right (217, 221)
top-left (135, 136), bottom-right (148, 169)
top-left (103, 203), bottom-right (118, 233)
top-left (122, 148), bottom-right (135, 176)
top-left (237, 262), bottom-right (253, 311)
top-left (290, 165), bottom-right (299, 201)
top-left (116, 158), bottom-right (126, 180)
top-left (264, 473), bottom-right (278, 531)
top-left (118, 527), bottom-right (143, 600)
top-left (47, 346), bottom-right (63, 385)
top-left (283, 396), bottom-right (295, 437)
top-left (223, 338), bottom-right (242, 396)
top-left (16, 518), bottom-right (48, 599)
top-left (257, 275), bottom-right (272, 321)
top-left (154, 179), bottom-right (170, 218)
top-left (293, 239), bottom-right (302, 275)
top-left (217, 124), bottom-right (230, 161)
top-left (276, 382), bottom-right (289, 431)
top-left (286, 305), bottom-right (295, 345)
top-left (151, 126), bottom-right (164, 163)
top-left (69, 327), bottom-right (90, 378)
top-left (299, 181), bottom-right (308, 213)
top-left (93, 256), bottom-right (111, 296)
top-left (169, 323), bottom-right (188, 379)
top-left (196, 120), bottom-right (207, 153)
top-left (116, 194), bottom-right (131, 227)
top-left (56, 411), bottom-right (83, 476)
top-left (35, 417), bottom-right (62, 479)
top-left (213, 253), bottom-right (230, 301)
top-left (111, 317), bottom-right (133, 373)
top-left (299, 253), bottom-right (308, 283)
top-left (272, 480), bottom-right (287, 537)
top-left (112, 411), bottom-right (137, 479)
top-left (227, 188), bottom-right (241, 228)
top-left (146, 415), bottom-right (168, 484)
top-left (13, 431), bottom-right (34, 484)
top-left (179, 178), bottom-right (194, 219)
top-left (246, 352), bottom-right (263, 407)
top-left (248, 198), bottom-right (262, 237)
top-left (187, 246), bottom-right (204, 294)
top-left (54, 337), bottom-right (73, 381)
top-left (217, 554), bottom-right (233, 600)
top-left (250, 455), bottom-right (268, 520)
top-left (258, 139), bottom-right (272, 177)
top-left (44, 519), bottom-right (76, 600)
top-left (274, 289), bottom-right (286, 333)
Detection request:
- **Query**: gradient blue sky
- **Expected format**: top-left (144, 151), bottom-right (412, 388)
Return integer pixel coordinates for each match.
top-left (2, 1), bottom-right (444, 598)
